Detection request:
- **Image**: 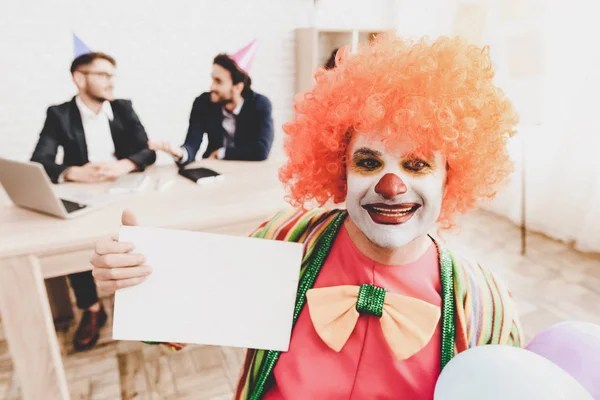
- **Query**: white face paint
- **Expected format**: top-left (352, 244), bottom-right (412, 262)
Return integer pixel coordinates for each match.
top-left (345, 132), bottom-right (447, 249)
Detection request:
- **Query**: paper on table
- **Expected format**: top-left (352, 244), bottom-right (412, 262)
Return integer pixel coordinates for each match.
top-left (108, 174), bottom-right (151, 194)
top-left (113, 225), bottom-right (303, 352)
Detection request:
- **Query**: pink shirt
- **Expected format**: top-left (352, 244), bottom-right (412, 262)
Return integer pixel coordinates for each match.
top-left (264, 225), bottom-right (442, 400)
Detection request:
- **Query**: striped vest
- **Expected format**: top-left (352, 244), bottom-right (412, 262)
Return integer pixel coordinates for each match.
top-left (235, 208), bottom-right (522, 399)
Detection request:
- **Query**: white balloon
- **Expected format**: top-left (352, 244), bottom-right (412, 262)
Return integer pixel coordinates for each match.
top-left (434, 345), bottom-right (593, 400)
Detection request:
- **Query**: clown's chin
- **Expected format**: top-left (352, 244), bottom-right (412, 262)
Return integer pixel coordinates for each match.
top-left (363, 203), bottom-right (421, 225)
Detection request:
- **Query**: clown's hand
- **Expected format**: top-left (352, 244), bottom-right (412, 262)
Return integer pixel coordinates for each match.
top-left (90, 209), bottom-right (152, 293)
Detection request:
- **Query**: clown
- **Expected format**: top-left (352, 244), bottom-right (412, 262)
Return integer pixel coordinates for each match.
top-left (91, 33), bottom-right (522, 399)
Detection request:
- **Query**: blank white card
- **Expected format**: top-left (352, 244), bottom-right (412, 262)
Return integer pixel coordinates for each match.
top-left (113, 225), bottom-right (303, 352)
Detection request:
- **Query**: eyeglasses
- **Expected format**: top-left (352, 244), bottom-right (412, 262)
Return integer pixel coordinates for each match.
top-left (77, 70), bottom-right (116, 80)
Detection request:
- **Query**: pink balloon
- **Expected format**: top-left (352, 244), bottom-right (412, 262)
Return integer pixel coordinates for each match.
top-left (526, 321), bottom-right (600, 399)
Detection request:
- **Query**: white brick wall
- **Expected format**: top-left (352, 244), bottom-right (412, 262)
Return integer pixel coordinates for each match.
top-left (395, 0), bottom-right (457, 39)
top-left (0, 0), bottom-right (399, 165)
top-left (314, 0), bottom-right (396, 29)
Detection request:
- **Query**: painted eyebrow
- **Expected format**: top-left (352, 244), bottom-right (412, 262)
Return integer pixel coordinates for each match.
top-left (352, 148), bottom-right (382, 158)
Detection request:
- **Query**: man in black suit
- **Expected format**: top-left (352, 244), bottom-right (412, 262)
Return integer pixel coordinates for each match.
top-left (149, 54), bottom-right (274, 164)
top-left (30, 51), bottom-right (156, 351)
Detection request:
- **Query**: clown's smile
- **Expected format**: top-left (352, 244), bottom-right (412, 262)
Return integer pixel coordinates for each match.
top-left (363, 203), bottom-right (421, 225)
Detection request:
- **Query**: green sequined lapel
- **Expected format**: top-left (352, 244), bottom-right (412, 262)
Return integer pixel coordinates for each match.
top-left (248, 211), bottom-right (347, 399)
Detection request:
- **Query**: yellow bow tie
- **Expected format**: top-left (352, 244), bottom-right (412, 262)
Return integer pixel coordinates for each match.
top-left (306, 284), bottom-right (441, 360)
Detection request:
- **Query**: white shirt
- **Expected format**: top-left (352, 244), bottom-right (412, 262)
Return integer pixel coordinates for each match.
top-left (75, 96), bottom-right (115, 163)
top-left (179, 99), bottom-right (244, 162)
top-left (58, 97), bottom-right (115, 182)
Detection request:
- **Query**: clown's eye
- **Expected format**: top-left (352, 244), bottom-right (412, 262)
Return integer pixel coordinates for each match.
top-left (403, 159), bottom-right (430, 172)
top-left (356, 158), bottom-right (382, 170)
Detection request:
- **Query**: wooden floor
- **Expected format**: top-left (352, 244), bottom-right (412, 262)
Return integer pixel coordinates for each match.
top-left (1, 210), bottom-right (599, 399)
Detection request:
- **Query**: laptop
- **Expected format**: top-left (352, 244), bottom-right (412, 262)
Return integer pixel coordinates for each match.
top-left (0, 158), bottom-right (108, 219)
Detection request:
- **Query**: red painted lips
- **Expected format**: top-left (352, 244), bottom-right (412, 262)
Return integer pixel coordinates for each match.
top-left (362, 203), bottom-right (421, 225)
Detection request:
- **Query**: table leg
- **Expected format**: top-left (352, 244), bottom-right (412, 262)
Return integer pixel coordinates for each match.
top-left (0, 256), bottom-right (70, 400)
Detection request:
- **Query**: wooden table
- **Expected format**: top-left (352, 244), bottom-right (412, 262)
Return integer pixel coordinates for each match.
top-left (0, 159), bottom-right (289, 400)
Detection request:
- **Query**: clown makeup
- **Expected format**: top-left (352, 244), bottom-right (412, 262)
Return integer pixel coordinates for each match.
top-left (345, 132), bottom-right (447, 249)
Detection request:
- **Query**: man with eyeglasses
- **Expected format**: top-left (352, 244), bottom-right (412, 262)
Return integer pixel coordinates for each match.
top-left (32, 52), bottom-right (155, 184)
top-left (30, 51), bottom-right (156, 352)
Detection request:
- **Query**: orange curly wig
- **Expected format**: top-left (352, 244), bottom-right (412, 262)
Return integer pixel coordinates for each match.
top-left (279, 33), bottom-right (519, 228)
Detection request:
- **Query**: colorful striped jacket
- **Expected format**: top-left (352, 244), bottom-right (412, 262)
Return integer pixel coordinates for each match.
top-left (155, 208), bottom-right (523, 399)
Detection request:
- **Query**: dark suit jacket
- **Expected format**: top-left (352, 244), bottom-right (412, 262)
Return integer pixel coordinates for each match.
top-left (31, 97), bottom-right (156, 183)
top-left (179, 90), bottom-right (274, 165)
